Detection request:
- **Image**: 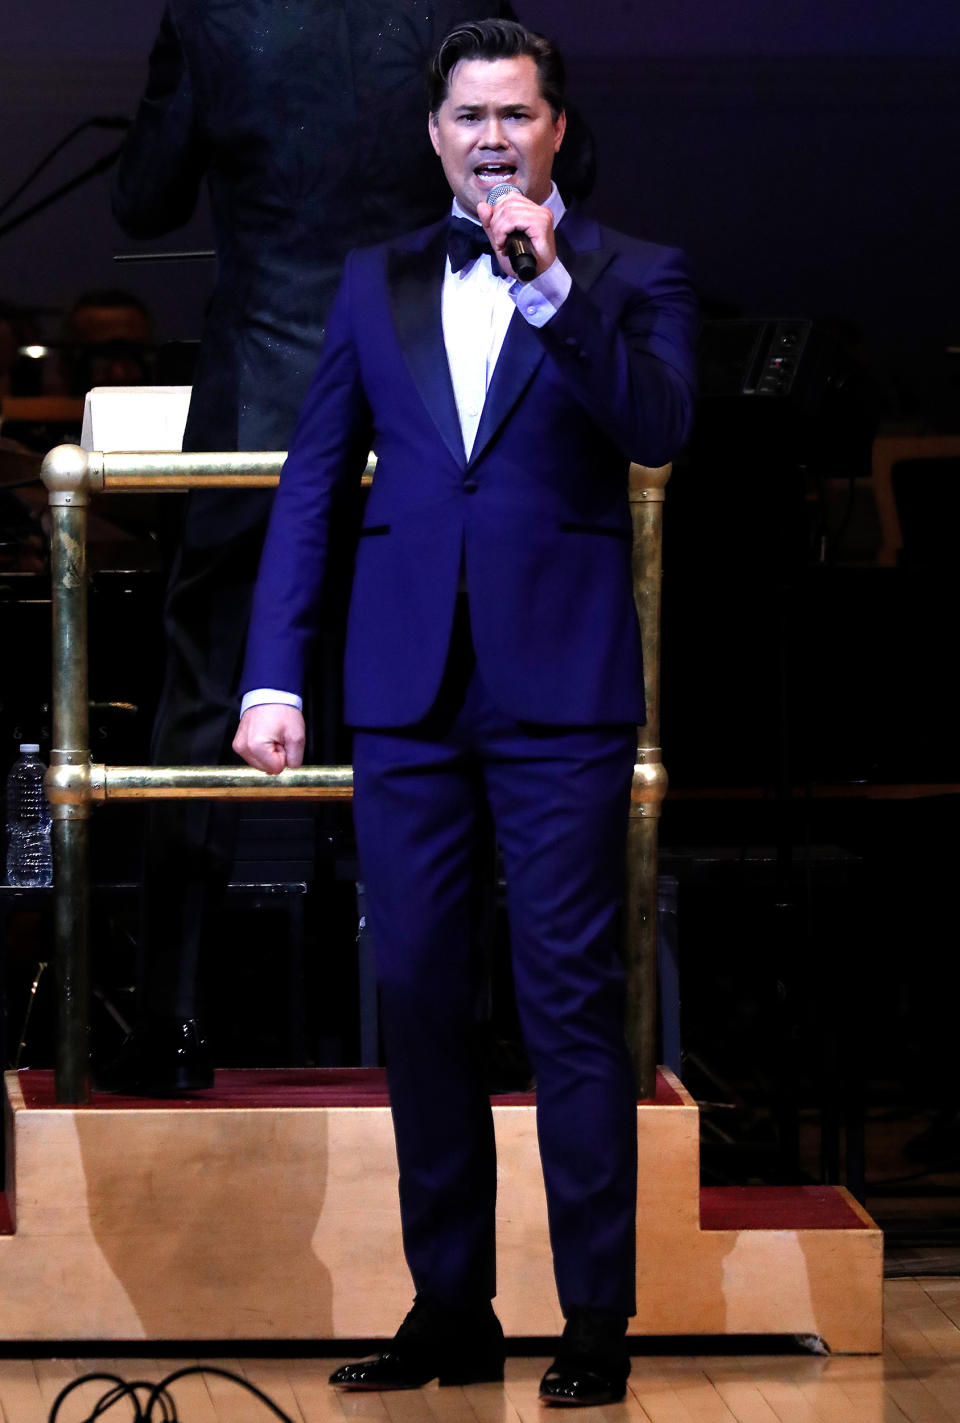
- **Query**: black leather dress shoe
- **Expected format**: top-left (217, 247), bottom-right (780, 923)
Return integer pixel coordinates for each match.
top-left (95, 1018), bottom-right (214, 1095)
top-left (330, 1295), bottom-right (505, 1390)
top-left (539, 1310), bottom-right (630, 1407)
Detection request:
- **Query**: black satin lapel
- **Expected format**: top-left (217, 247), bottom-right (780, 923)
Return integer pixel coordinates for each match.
top-left (468, 309), bottom-right (544, 466)
top-left (388, 227), bottom-right (465, 468)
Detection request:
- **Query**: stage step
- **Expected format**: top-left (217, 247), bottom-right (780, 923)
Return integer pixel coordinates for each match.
top-left (0, 1067), bottom-right (881, 1348)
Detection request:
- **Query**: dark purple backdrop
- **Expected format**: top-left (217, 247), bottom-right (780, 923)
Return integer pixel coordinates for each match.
top-left (2, 2), bottom-right (959, 374)
top-left (7, 1), bottom-right (960, 57)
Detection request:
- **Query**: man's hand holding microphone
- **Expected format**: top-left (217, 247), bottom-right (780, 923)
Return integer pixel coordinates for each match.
top-left (477, 183), bottom-right (556, 282)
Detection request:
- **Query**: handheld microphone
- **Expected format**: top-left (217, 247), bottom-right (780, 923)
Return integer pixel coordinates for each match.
top-left (487, 182), bottom-right (537, 283)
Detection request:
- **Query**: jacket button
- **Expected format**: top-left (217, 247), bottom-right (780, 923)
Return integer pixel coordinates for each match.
top-left (464, 477), bottom-right (478, 493)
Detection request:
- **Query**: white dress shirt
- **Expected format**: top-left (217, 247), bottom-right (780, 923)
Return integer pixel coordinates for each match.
top-left (444, 184), bottom-right (570, 459)
top-left (241, 184), bottom-right (572, 717)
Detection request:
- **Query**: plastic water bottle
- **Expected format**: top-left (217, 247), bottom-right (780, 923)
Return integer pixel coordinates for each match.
top-left (5, 744), bottom-right (53, 888)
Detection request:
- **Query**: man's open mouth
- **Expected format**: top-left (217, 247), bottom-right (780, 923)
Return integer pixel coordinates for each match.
top-left (474, 163), bottom-right (516, 180)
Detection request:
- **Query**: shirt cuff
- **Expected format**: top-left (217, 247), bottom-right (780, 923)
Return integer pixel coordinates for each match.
top-left (240, 688), bottom-right (303, 716)
top-left (511, 258), bottom-right (572, 327)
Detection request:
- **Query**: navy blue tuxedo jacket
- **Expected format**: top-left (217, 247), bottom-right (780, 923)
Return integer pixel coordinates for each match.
top-left (241, 209), bottom-right (698, 728)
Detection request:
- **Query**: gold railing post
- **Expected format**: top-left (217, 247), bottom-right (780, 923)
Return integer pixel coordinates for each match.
top-left (42, 446), bottom-right (97, 1103)
top-left (625, 463), bottom-right (671, 1098)
top-left (38, 445), bottom-right (355, 1104)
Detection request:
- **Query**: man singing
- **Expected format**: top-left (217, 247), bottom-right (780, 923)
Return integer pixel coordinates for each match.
top-left (234, 18), bottom-right (696, 1407)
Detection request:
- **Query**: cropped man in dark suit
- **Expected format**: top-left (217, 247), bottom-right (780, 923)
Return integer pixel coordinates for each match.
top-left (235, 18), bottom-right (696, 1406)
top-left (109, 0), bottom-right (531, 1091)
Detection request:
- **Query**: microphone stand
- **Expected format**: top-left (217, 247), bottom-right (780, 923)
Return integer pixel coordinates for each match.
top-left (0, 128), bottom-right (216, 260)
top-left (0, 119), bottom-right (124, 220)
top-left (0, 149), bottom-right (123, 240)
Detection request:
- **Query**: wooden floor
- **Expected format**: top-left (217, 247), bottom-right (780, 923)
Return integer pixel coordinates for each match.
top-left (0, 1278), bottom-right (955, 1423)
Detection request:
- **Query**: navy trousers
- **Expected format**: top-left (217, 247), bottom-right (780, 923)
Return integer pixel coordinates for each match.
top-left (352, 604), bottom-right (638, 1316)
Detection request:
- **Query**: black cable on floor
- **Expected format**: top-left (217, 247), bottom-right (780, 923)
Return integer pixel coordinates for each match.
top-left (48, 1364), bottom-right (298, 1422)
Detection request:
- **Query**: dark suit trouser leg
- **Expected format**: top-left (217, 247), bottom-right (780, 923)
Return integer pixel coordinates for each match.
top-left (352, 661), bottom-right (637, 1316)
top-left (481, 730), bottom-right (638, 1316)
top-left (353, 724), bottom-right (498, 1306)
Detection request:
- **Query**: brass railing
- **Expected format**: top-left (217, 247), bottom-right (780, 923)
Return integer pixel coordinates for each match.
top-left (41, 444), bottom-right (669, 1103)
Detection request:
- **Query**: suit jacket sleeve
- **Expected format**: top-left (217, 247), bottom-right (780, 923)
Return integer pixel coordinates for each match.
top-left (240, 254), bottom-right (372, 697)
top-left (539, 241), bottom-right (698, 470)
top-left (112, 5), bottom-right (206, 238)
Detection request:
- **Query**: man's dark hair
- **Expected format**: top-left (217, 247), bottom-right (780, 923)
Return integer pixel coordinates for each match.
top-left (428, 19), bottom-right (565, 120)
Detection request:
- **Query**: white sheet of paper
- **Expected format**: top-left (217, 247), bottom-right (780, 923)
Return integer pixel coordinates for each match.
top-left (80, 385), bottom-right (192, 452)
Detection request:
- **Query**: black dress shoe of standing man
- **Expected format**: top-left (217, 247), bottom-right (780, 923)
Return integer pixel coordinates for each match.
top-left (329, 1295), bottom-right (505, 1389)
top-left (539, 1310), bottom-right (631, 1407)
top-left (96, 1017), bottom-right (214, 1096)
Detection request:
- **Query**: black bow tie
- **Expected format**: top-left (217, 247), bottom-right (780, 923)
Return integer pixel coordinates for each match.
top-left (447, 217), bottom-right (501, 274)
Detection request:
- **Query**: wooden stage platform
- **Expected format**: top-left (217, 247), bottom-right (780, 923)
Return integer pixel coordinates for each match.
top-left (0, 1067), bottom-right (882, 1348)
